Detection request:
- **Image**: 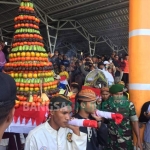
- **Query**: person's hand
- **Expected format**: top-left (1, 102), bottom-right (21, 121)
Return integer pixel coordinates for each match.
top-left (88, 58), bottom-right (93, 63)
top-left (91, 113), bottom-right (102, 122)
top-left (91, 114), bottom-right (102, 128)
top-left (82, 59), bottom-right (86, 64)
top-left (96, 98), bottom-right (101, 105)
top-left (79, 61), bottom-right (82, 66)
top-left (66, 118), bottom-right (80, 136)
top-left (51, 53), bottom-right (54, 57)
top-left (111, 113), bottom-right (123, 124)
top-left (136, 139), bottom-right (143, 150)
top-left (67, 124), bottom-right (80, 136)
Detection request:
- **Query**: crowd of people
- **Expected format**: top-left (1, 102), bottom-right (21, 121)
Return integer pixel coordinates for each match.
top-left (48, 50), bottom-right (129, 88)
top-left (0, 44), bottom-right (150, 150)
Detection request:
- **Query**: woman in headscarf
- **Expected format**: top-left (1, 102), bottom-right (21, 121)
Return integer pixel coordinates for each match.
top-left (0, 44), bottom-right (6, 72)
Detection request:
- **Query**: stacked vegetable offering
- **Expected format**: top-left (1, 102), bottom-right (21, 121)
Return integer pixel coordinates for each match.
top-left (4, 0), bottom-right (59, 109)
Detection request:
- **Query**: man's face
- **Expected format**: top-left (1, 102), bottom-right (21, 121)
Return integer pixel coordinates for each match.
top-left (113, 92), bottom-right (123, 99)
top-left (92, 57), bottom-right (97, 63)
top-left (115, 56), bottom-right (119, 60)
top-left (70, 62), bottom-right (75, 67)
top-left (99, 65), bottom-right (104, 70)
top-left (111, 54), bottom-right (115, 58)
top-left (60, 66), bottom-right (65, 71)
top-left (53, 106), bottom-right (72, 128)
top-left (101, 91), bottom-right (110, 101)
top-left (125, 56), bottom-right (129, 60)
top-left (64, 55), bottom-right (67, 60)
top-left (83, 101), bottom-right (97, 114)
top-left (54, 51), bottom-right (58, 56)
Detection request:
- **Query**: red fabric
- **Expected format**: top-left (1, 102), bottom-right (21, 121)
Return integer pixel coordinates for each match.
top-left (123, 60), bottom-right (129, 73)
top-left (82, 86), bottom-right (101, 96)
top-left (14, 106), bottom-right (48, 126)
top-left (70, 97), bottom-right (75, 112)
top-left (111, 113), bottom-right (123, 124)
top-left (83, 120), bottom-right (98, 128)
top-left (60, 75), bottom-right (67, 81)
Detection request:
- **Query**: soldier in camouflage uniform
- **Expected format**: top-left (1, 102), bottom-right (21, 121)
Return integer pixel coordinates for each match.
top-left (101, 84), bottom-right (143, 150)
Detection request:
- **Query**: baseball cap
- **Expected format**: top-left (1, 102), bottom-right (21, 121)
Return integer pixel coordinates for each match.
top-left (0, 73), bottom-right (17, 107)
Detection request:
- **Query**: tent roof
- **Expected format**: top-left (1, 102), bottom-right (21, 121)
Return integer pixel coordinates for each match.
top-left (0, 0), bottom-right (128, 55)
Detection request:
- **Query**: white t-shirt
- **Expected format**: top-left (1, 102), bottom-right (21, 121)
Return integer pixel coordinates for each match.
top-left (100, 69), bottom-right (114, 86)
top-left (25, 121), bottom-right (87, 150)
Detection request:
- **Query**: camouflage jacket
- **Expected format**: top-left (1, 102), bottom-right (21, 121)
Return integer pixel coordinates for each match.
top-left (101, 97), bottom-right (136, 149)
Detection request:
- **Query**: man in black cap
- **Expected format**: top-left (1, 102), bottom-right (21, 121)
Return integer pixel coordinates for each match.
top-left (0, 73), bottom-right (17, 140)
top-left (25, 94), bottom-right (87, 150)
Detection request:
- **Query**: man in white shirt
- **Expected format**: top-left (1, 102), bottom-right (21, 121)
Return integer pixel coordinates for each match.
top-left (25, 95), bottom-right (87, 150)
top-left (98, 62), bottom-right (114, 86)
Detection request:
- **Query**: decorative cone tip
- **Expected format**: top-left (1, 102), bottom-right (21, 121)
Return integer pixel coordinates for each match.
top-left (3, 0), bottom-right (58, 109)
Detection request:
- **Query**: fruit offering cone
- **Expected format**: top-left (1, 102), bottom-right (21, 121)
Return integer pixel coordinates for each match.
top-left (4, 0), bottom-right (59, 108)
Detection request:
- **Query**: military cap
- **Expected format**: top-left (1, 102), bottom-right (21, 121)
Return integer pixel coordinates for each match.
top-left (109, 84), bottom-right (124, 94)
